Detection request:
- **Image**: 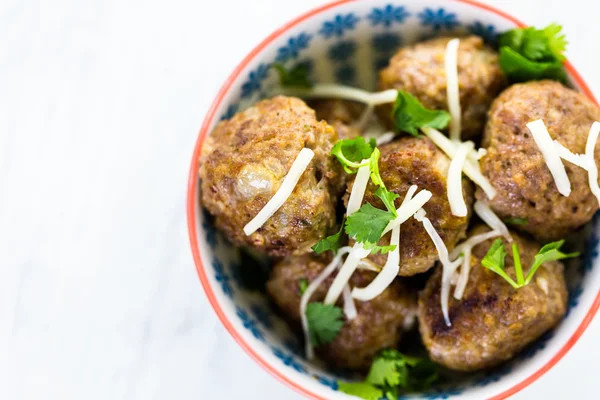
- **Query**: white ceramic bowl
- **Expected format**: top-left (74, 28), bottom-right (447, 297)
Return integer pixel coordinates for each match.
top-left (187, 1), bottom-right (600, 398)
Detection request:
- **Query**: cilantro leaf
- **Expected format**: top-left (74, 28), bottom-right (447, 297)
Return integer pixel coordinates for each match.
top-left (367, 358), bottom-right (400, 387)
top-left (338, 382), bottom-right (383, 400)
top-left (340, 349), bottom-right (438, 400)
top-left (481, 239), bottom-right (579, 289)
top-left (298, 278), bottom-right (308, 295)
top-left (391, 91), bottom-right (451, 137)
top-left (405, 358), bottom-right (438, 391)
top-left (305, 303), bottom-right (344, 346)
top-left (481, 239), bottom-right (519, 288)
top-left (272, 62), bottom-right (313, 88)
top-left (499, 47), bottom-right (566, 83)
top-left (312, 218), bottom-right (346, 254)
top-left (345, 203), bottom-right (395, 245)
top-left (498, 24), bottom-right (567, 82)
top-left (375, 187), bottom-right (399, 216)
top-left (504, 217), bottom-right (528, 226)
top-left (544, 23), bottom-right (567, 61)
top-left (331, 137), bottom-right (376, 173)
top-left (363, 242), bottom-right (397, 255)
top-left (524, 240), bottom-right (579, 284)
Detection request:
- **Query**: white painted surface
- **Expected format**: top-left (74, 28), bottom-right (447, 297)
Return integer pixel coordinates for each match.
top-left (1, 0), bottom-right (598, 399)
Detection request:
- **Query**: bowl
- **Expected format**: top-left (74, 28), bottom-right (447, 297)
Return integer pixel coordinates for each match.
top-left (187, 0), bottom-right (600, 398)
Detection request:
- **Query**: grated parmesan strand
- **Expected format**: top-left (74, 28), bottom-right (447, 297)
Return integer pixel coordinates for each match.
top-left (243, 148), bottom-right (314, 235)
top-left (527, 119), bottom-right (571, 196)
top-left (447, 141), bottom-right (474, 216)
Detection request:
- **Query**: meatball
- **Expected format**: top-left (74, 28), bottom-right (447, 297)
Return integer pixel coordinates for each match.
top-left (347, 137), bottom-right (473, 276)
top-left (199, 96), bottom-right (343, 257)
top-left (477, 81), bottom-right (600, 241)
top-left (378, 36), bottom-right (506, 139)
top-left (267, 254), bottom-right (417, 370)
top-left (309, 99), bottom-right (363, 139)
top-left (418, 227), bottom-right (568, 371)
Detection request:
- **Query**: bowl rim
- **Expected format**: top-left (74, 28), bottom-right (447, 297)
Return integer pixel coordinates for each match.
top-left (187, 0), bottom-right (600, 398)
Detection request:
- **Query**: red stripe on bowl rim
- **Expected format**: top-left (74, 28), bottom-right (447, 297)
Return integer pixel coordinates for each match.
top-left (187, 1), bottom-right (600, 399)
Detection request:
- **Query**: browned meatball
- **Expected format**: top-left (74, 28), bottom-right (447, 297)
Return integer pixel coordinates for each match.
top-left (378, 36), bottom-right (506, 139)
top-left (418, 227), bottom-right (568, 371)
top-left (267, 254), bottom-right (417, 370)
top-left (309, 99), bottom-right (364, 139)
top-left (346, 138), bottom-right (473, 276)
top-left (477, 81), bottom-right (600, 241)
top-left (199, 96), bottom-right (343, 257)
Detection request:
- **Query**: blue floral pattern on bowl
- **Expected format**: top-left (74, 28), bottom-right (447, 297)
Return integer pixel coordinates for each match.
top-left (368, 4), bottom-right (410, 27)
top-left (197, 2), bottom-right (599, 398)
top-left (320, 13), bottom-right (360, 38)
top-left (276, 33), bottom-right (312, 62)
top-left (418, 8), bottom-right (459, 31)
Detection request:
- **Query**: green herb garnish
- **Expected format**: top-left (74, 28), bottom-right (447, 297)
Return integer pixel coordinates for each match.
top-left (504, 217), bottom-right (528, 226)
top-left (498, 24), bottom-right (567, 82)
top-left (481, 238), bottom-right (578, 288)
top-left (331, 137), bottom-right (376, 173)
top-left (298, 278), bottom-right (308, 295)
top-left (272, 62), bottom-right (313, 88)
top-left (328, 138), bottom-right (398, 254)
top-left (312, 218), bottom-right (346, 255)
top-left (305, 303), bottom-right (344, 346)
top-left (391, 91), bottom-right (451, 137)
top-left (339, 349), bottom-right (438, 400)
top-left (362, 242), bottom-right (397, 255)
top-left (345, 203), bottom-right (395, 246)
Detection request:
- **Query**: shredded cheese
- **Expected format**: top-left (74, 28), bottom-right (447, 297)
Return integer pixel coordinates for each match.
top-left (346, 162), bottom-right (371, 216)
top-left (451, 229), bottom-right (502, 299)
top-left (445, 38), bottom-right (461, 140)
top-left (473, 200), bottom-right (511, 241)
top-left (554, 141), bottom-right (588, 169)
top-left (324, 243), bottom-right (370, 305)
top-left (414, 208), bottom-right (460, 326)
top-left (527, 119), bottom-right (571, 196)
top-left (357, 259), bottom-right (380, 272)
top-left (585, 121), bottom-right (600, 206)
top-left (356, 104), bottom-right (375, 131)
top-left (421, 126), bottom-right (496, 199)
top-left (243, 148), bottom-right (314, 235)
top-left (375, 132), bottom-right (396, 146)
top-left (447, 141), bottom-right (474, 217)
top-left (383, 188), bottom-right (432, 234)
top-left (342, 284), bottom-right (357, 320)
top-left (277, 84), bottom-right (397, 106)
top-left (300, 246), bottom-right (351, 359)
top-left (351, 225), bottom-right (400, 301)
top-left (351, 185), bottom-right (419, 301)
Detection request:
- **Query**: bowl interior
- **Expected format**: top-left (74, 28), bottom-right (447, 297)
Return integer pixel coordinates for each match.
top-left (189, 1), bottom-right (600, 399)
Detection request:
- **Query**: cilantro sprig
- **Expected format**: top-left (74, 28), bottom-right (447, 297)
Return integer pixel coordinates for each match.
top-left (272, 62), bottom-right (313, 88)
top-left (346, 203), bottom-right (396, 245)
top-left (391, 91), bottom-right (451, 137)
top-left (481, 239), bottom-right (578, 289)
top-left (338, 349), bottom-right (438, 400)
top-left (498, 24), bottom-right (568, 82)
top-left (331, 136), bottom-right (376, 173)
top-left (314, 138), bottom-right (399, 255)
top-left (305, 303), bottom-right (344, 346)
top-left (312, 218), bottom-right (346, 255)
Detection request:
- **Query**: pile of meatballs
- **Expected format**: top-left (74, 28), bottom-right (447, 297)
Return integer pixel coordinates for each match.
top-left (199, 36), bottom-right (600, 373)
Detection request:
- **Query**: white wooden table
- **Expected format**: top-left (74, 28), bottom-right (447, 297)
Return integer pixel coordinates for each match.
top-left (2, 0), bottom-right (598, 398)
